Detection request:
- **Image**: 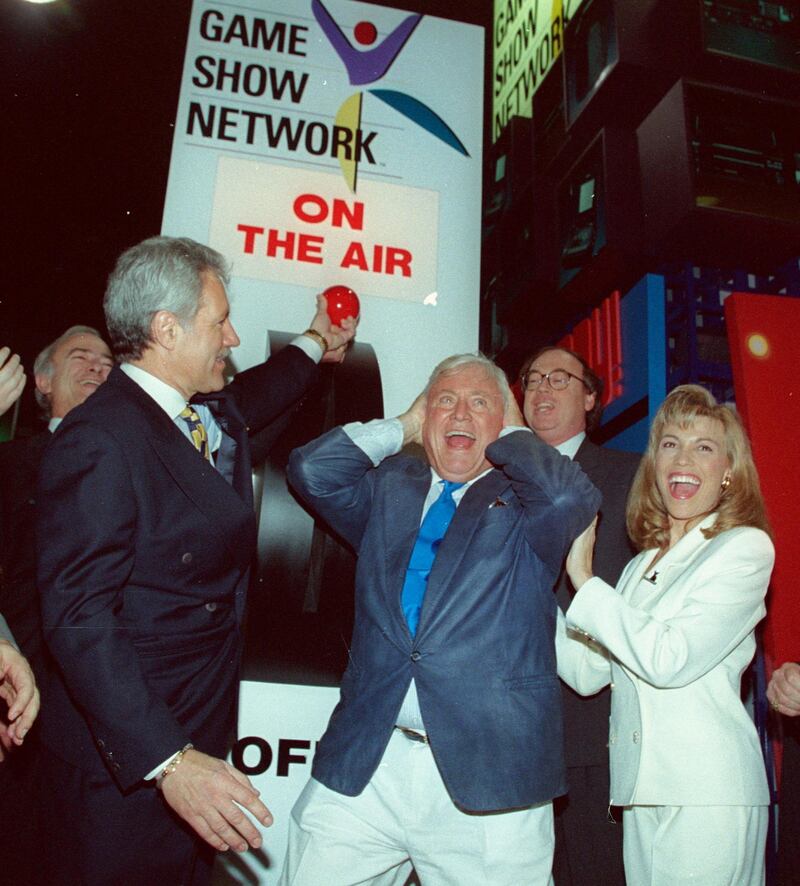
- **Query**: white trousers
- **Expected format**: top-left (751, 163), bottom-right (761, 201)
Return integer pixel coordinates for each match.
top-left (623, 804), bottom-right (768, 886)
top-left (278, 729), bottom-right (555, 886)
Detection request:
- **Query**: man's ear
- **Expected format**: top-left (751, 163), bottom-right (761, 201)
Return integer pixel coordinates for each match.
top-left (584, 390), bottom-right (597, 414)
top-left (34, 373), bottom-right (52, 397)
top-left (150, 311), bottom-right (180, 351)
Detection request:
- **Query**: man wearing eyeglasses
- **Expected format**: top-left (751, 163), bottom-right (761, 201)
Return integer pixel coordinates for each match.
top-left (520, 346), bottom-right (640, 886)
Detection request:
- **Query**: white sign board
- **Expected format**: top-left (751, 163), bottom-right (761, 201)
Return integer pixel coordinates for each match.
top-left (163, 0), bottom-right (484, 416)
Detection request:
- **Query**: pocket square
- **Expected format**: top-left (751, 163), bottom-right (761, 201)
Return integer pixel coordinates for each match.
top-left (489, 497), bottom-right (507, 508)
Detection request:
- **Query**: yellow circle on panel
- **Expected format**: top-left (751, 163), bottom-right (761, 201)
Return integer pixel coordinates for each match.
top-left (746, 334), bottom-right (770, 359)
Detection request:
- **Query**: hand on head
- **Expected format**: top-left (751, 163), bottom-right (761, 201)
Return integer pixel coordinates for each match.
top-left (503, 393), bottom-right (526, 429)
top-left (398, 390), bottom-right (428, 447)
top-left (0, 346), bottom-right (26, 418)
top-left (310, 294), bottom-right (358, 364)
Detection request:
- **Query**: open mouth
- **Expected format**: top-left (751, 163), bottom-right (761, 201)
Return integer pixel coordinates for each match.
top-left (668, 473), bottom-right (701, 500)
top-left (445, 429), bottom-right (476, 449)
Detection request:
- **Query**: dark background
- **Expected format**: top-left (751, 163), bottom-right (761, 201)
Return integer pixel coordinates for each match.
top-left (3, 0), bottom-right (492, 432)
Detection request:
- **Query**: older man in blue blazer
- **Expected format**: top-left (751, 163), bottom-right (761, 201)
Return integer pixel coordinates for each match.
top-left (280, 354), bottom-right (600, 885)
top-left (36, 236), bottom-right (354, 885)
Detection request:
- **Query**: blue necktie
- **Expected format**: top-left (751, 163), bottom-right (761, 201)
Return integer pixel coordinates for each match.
top-left (401, 480), bottom-right (464, 637)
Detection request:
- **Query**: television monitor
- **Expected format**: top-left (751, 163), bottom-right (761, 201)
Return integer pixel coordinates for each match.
top-left (701, 0), bottom-right (800, 73)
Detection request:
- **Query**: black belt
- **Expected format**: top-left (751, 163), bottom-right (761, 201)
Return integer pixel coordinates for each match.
top-left (395, 726), bottom-right (429, 744)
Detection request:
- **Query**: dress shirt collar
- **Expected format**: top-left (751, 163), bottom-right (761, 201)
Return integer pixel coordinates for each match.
top-left (428, 466), bottom-right (489, 504)
top-left (48, 417), bottom-right (62, 433)
top-left (555, 431), bottom-right (586, 461)
top-left (120, 362), bottom-right (189, 420)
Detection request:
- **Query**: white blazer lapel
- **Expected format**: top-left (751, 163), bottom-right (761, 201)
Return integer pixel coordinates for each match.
top-left (626, 515), bottom-right (718, 608)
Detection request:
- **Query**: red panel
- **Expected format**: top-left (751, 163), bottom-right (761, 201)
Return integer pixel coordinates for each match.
top-left (725, 293), bottom-right (800, 667)
top-left (558, 290), bottom-right (623, 408)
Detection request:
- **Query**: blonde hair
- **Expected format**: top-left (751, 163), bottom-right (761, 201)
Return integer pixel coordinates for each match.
top-left (627, 384), bottom-right (771, 550)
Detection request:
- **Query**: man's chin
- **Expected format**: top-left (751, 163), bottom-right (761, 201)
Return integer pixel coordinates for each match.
top-left (198, 370), bottom-right (227, 394)
top-left (435, 457), bottom-right (488, 484)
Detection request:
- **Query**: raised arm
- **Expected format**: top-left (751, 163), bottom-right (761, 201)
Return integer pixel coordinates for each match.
top-left (486, 430), bottom-right (601, 574)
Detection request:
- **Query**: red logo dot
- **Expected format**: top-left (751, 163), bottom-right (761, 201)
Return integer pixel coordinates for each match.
top-left (354, 20), bottom-right (378, 45)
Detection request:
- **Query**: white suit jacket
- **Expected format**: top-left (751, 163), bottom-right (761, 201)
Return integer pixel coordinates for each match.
top-left (556, 515), bottom-right (774, 806)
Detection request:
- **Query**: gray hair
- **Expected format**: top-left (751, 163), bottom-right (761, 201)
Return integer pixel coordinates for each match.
top-left (34, 325), bottom-right (104, 415)
top-left (425, 353), bottom-right (512, 409)
top-left (104, 236), bottom-right (231, 361)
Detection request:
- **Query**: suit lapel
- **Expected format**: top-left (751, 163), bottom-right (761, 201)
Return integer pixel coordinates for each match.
top-left (626, 516), bottom-right (716, 607)
top-left (111, 369), bottom-right (256, 558)
top-left (150, 435), bottom-right (254, 537)
top-left (194, 390), bottom-right (252, 508)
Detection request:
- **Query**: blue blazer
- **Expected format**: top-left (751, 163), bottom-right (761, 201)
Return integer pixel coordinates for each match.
top-left (36, 348), bottom-right (317, 792)
top-left (288, 427), bottom-right (601, 811)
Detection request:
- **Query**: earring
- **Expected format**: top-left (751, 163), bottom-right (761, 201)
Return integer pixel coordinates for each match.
top-left (721, 476), bottom-right (731, 491)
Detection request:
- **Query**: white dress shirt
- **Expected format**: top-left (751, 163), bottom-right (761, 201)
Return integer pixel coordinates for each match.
top-left (554, 430), bottom-right (585, 460)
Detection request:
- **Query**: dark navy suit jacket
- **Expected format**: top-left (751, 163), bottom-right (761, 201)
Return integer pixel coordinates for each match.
top-left (36, 348), bottom-right (317, 792)
top-left (557, 439), bottom-right (640, 768)
top-left (288, 427), bottom-right (601, 812)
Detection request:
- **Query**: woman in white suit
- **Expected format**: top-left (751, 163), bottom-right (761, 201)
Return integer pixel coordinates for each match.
top-left (557, 384), bottom-right (774, 885)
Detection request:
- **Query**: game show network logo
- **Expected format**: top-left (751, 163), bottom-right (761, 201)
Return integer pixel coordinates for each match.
top-left (312, 0), bottom-right (469, 191)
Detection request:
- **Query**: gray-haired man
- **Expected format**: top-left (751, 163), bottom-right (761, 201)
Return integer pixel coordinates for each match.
top-left (36, 236), bottom-right (355, 884)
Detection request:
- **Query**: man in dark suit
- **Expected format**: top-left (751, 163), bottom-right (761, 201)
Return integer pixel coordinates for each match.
top-left (36, 236), bottom-right (354, 885)
top-left (0, 325), bottom-right (113, 680)
top-left (521, 345), bottom-right (640, 886)
top-left (0, 326), bottom-right (112, 883)
top-left (280, 354), bottom-right (600, 885)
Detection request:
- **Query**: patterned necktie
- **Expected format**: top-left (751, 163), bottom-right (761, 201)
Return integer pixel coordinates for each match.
top-left (179, 405), bottom-right (211, 462)
top-left (401, 480), bottom-right (464, 637)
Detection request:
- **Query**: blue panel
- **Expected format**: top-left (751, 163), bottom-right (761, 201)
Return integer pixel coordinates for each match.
top-left (645, 273), bottom-right (667, 421)
top-left (606, 417), bottom-right (648, 453)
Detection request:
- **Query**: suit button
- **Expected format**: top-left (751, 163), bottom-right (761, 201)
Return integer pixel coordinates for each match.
top-left (632, 731), bottom-right (640, 744)
top-left (205, 602), bottom-right (218, 612)
top-left (182, 552), bottom-right (193, 564)
top-left (410, 651), bottom-right (421, 662)
top-left (97, 739), bottom-right (105, 749)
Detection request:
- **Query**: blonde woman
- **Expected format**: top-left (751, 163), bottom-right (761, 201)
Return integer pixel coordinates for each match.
top-left (557, 385), bottom-right (774, 885)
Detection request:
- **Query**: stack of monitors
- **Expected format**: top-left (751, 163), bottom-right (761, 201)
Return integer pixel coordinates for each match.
top-left (637, 78), bottom-right (800, 268)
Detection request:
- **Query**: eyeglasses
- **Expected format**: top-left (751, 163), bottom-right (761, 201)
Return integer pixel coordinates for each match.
top-left (522, 369), bottom-right (587, 392)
